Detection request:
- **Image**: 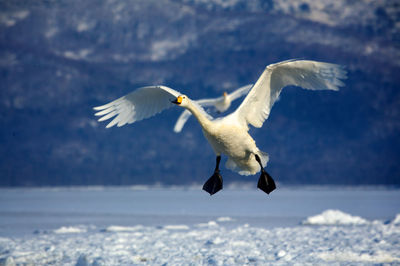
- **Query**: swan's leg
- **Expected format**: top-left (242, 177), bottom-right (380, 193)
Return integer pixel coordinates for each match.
top-left (255, 154), bottom-right (276, 194)
top-left (202, 155), bottom-right (223, 195)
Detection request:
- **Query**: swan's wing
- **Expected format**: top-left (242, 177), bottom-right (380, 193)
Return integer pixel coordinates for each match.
top-left (173, 109), bottom-right (192, 133)
top-left (195, 97), bottom-right (224, 107)
top-left (233, 60), bottom-right (347, 129)
top-left (94, 85), bottom-right (181, 128)
top-left (195, 84), bottom-right (252, 106)
top-left (228, 84), bottom-right (253, 101)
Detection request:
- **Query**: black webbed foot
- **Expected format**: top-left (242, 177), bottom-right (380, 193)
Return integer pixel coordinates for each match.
top-left (203, 155), bottom-right (223, 195)
top-left (202, 171), bottom-right (223, 195)
top-left (254, 154), bottom-right (276, 195)
top-left (257, 169), bottom-right (276, 194)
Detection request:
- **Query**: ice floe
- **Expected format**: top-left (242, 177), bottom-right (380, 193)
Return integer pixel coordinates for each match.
top-left (302, 209), bottom-right (369, 225)
top-left (195, 221), bottom-right (219, 228)
top-left (1, 211), bottom-right (399, 265)
top-left (392, 213), bottom-right (400, 225)
top-left (53, 226), bottom-right (87, 234)
top-left (163, 225), bottom-right (190, 230)
top-left (216, 216), bottom-right (235, 222)
top-left (104, 225), bottom-right (144, 232)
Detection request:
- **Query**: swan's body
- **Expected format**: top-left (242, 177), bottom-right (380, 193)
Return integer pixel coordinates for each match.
top-left (174, 96), bottom-right (267, 175)
top-left (94, 59), bottom-right (346, 194)
top-left (174, 84), bottom-right (252, 133)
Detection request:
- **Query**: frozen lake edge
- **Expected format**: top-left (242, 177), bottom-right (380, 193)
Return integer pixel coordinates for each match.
top-left (1, 186), bottom-right (399, 265)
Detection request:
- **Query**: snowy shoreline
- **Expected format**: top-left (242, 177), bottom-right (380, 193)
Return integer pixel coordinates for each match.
top-left (1, 210), bottom-right (400, 265)
top-left (1, 187), bottom-right (399, 265)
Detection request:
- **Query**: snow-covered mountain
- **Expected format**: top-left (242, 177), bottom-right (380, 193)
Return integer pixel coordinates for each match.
top-left (0, 0), bottom-right (399, 186)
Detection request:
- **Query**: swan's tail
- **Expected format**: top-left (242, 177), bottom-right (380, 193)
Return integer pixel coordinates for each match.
top-left (225, 151), bottom-right (269, 176)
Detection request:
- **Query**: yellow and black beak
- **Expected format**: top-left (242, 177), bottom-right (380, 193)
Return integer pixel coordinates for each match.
top-left (171, 96), bottom-right (183, 105)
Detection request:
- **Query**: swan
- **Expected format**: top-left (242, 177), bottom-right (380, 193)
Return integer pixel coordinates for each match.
top-left (174, 84), bottom-right (253, 133)
top-left (94, 59), bottom-right (347, 195)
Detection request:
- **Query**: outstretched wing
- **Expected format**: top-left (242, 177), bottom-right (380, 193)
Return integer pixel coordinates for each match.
top-left (94, 85), bottom-right (181, 128)
top-left (228, 84), bottom-right (253, 101)
top-left (195, 97), bottom-right (224, 107)
top-left (173, 109), bottom-right (192, 133)
top-left (233, 60), bottom-right (347, 129)
top-left (194, 84), bottom-right (253, 107)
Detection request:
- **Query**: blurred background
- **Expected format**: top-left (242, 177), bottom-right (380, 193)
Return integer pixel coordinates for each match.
top-left (0, 0), bottom-right (399, 187)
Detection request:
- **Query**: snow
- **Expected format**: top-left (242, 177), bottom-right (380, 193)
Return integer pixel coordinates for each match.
top-left (1, 214), bottom-right (400, 265)
top-left (0, 10), bottom-right (29, 27)
top-left (216, 216), bottom-right (235, 222)
top-left (392, 213), bottom-right (400, 225)
top-left (163, 224), bottom-right (190, 230)
top-left (0, 186), bottom-right (399, 265)
top-left (196, 221), bottom-right (219, 228)
top-left (150, 34), bottom-right (197, 61)
top-left (302, 209), bottom-right (369, 225)
top-left (63, 49), bottom-right (92, 60)
top-left (54, 226), bottom-right (87, 234)
top-left (76, 21), bottom-right (94, 32)
top-left (317, 250), bottom-right (400, 264)
top-left (104, 225), bottom-right (145, 232)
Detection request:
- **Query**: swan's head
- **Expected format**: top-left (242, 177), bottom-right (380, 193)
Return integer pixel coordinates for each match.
top-left (223, 92), bottom-right (228, 97)
top-left (172, 95), bottom-right (189, 107)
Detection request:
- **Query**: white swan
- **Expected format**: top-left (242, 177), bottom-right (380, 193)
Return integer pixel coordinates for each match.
top-left (173, 84), bottom-right (253, 133)
top-left (94, 59), bottom-right (346, 195)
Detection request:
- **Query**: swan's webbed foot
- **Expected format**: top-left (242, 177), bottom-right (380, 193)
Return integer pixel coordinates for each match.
top-left (255, 154), bottom-right (276, 194)
top-left (257, 169), bottom-right (276, 194)
top-left (202, 171), bottom-right (223, 195)
top-left (203, 155), bottom-right (223, 195)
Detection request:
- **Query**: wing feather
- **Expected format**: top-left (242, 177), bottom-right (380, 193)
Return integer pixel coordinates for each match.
top-left (233, 60), bottom-right (347, 129)
top-left (195, 97), bottom-right (224, 107)
top-left (173, 110), bottom-right (192, 133)
top-left (228, 84), bottom-right (253, 100)
top-left (94, 85), bottom-right (181, 128)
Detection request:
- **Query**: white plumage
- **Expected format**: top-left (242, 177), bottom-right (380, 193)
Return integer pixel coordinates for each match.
top-left (94, 59), bottom-right (346, 193)
top-left (94, 85), bottom-right (181, 128)
top-left (173, 84), bottom-right (252, 133)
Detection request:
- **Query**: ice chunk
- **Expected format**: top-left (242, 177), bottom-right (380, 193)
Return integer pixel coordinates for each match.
top-left (391, 214), bottom-right (400, 225)
top-left (54, 226), bottom-right (87, 234)
top-left (0, 257), bottom-right (15, 266)
top-left (318, 251), bottom-right (400, 263)
top-left (163, 225), bottom-right (190, 230)
top-left (276, 250), bottom-right (287, 258)
top-left (216, 217), bottom-right (235, 222)
top-left (75, 254), bottom-right (89, 266)
top-left (302, 209), bottom-right (369, 225)
top-left (104, 225), bottom-right (144, 232)
top-left (195, 221), bottom-right (219, 228)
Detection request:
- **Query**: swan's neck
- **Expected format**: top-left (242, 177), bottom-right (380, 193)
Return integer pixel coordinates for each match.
top-left (185, 101), bottom-right (212, 130)
top-left (223, 95), bottom-right (230, 105)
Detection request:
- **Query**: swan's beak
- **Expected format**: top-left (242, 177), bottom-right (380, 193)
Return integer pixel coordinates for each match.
top-left (223, 92), bottom-right (228, 97)
top-left (172, 96), bottom-right (182, 105)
